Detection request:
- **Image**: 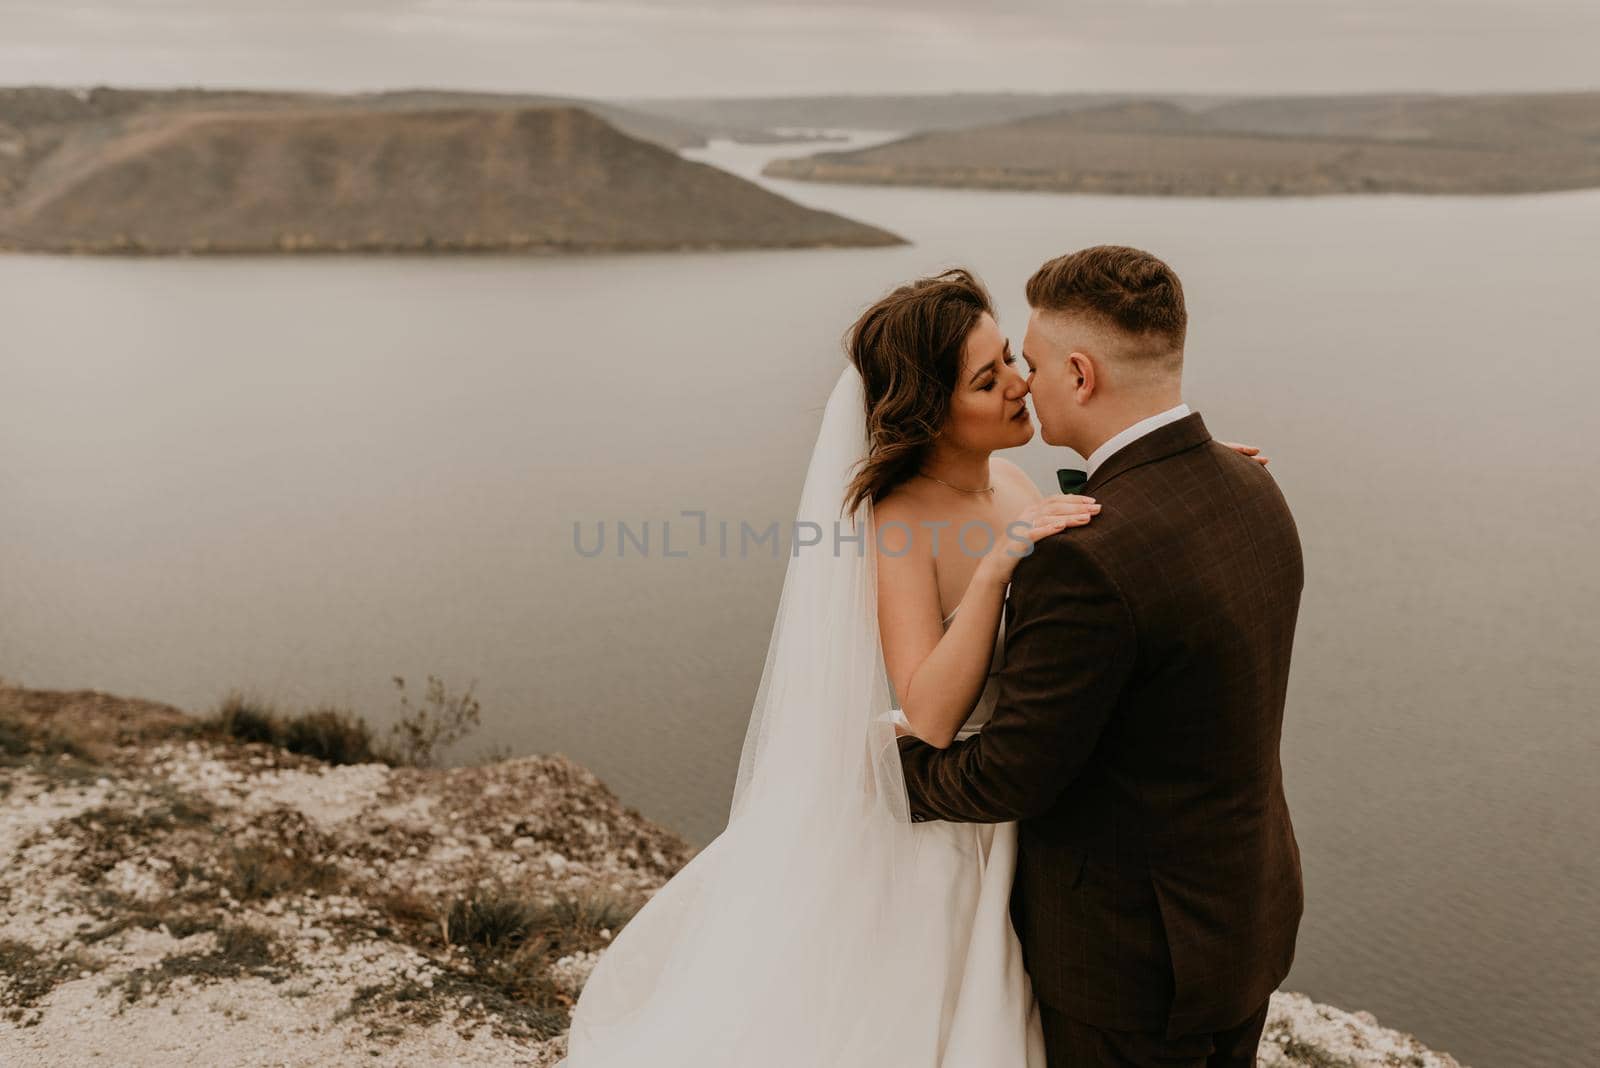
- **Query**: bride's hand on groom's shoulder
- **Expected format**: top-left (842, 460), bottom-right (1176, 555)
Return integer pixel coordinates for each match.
top-left (1221, 441), bottom-right (1271, 466)
top-left (979, 494), bottom-right (1102, 583)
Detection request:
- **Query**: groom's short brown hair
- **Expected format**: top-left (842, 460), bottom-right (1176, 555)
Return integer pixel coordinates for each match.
top-left (1026, 245), bottom-right (1187, 354)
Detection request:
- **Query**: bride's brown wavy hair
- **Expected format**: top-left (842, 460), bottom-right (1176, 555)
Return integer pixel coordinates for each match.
top-left (844, 268), bottom-right (995, 515)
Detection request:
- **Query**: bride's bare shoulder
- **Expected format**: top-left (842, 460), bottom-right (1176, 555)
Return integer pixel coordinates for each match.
top-left (871, 487), bottom-right (940, 625)
top-left (872, 483), bottom-right (939, 558)
top-left (874, 483), bottom-right (919, 518)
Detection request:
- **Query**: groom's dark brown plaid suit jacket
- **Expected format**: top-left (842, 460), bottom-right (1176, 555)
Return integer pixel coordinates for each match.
top-left (898, 412), bottom-right (1305, 1040)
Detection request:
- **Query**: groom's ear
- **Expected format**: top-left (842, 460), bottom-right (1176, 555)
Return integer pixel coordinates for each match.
top-left (1067, 351), bottom-right (1097, 401)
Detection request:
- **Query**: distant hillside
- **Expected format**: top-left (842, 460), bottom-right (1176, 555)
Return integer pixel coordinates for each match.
top-left (617, 91), bottom-right (1227, 137)
top-left (762, 91), bottom-right (1600, 196)
top-left (0, 87), bottom-right (714, 215)
top-left (0, 84), bottom-right (712, 155)
top-left (0, 102), bottom-right (903, 255)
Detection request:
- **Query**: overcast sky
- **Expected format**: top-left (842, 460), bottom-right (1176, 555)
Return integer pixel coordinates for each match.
top-left (2, 0), bottom-right (1596, 99)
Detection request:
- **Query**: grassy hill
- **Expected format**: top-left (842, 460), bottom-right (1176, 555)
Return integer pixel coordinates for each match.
top-left (0, 96), bottom-right (902, 255)
top-left (760, 91), bottom-right (1600, 196)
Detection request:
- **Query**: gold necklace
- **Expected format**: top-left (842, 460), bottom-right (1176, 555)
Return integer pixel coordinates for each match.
top-left (919, 472), bottom-right (994, 495)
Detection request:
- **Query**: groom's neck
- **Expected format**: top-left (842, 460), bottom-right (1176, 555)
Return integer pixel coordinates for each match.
top-left (1076, 392), bottom-right (1184, 458)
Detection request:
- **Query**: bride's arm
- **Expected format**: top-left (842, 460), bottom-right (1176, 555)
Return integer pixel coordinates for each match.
top-left (877, 488), bottom-right (1099, 749)
top-left (877, 530), bottom-right (1005, 751)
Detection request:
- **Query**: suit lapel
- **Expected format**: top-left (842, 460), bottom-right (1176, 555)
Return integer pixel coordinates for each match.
top-left (1083, 412), bottom-right (1212, 493)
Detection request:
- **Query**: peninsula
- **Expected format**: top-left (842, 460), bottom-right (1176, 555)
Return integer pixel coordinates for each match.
top-left (760, 92), bottom-right (1600, 197)
top-left (0, 88), bottom-right (902, 255)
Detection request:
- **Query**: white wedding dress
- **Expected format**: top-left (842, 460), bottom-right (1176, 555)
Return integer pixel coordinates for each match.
top-left (561, 367), bottom-right (1046, 1067)
top-left (884, 609), bottom-right (1047, 1066)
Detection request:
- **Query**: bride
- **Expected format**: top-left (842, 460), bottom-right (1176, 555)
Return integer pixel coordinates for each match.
top-left (561, 269), bottom-right (1266, 1066)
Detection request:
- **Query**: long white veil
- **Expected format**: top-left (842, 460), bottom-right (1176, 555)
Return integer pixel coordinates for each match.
top-left (563, 364), bottom-right (944, 1066)
top-left (729, 362), bottom-right (910, 829)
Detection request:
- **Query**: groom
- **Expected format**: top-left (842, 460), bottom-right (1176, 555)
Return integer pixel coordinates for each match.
top-left (897, 246), bottom-right (1305, 1067)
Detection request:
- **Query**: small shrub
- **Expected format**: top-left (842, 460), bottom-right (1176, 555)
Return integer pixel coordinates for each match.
top-left (429, 893), bottom-right (568, 1040)
top-left (442, 887), bottom-right (637, 957)
top-left (212, 691), bottom-right (282, 746)
top-left (214, 923), bottom-right (278, 965)
top-left (540, 891), bottom-right (636, 957)
top-left (207, 677), bottom-right (482, 769)
top-left (446, 889), bottom-right (543, 951)
top-left (384, 675), bottom-right (481, 769)
top-left (279, 705), bottom-right (378, 766)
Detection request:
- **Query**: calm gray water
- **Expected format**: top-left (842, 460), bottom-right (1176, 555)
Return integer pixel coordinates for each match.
top-left (2, 136), bottom-right (1596, 1067)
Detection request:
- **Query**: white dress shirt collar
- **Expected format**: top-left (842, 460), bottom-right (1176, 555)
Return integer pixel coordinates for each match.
top-left (1084, 403), bottom-right (1192, 480)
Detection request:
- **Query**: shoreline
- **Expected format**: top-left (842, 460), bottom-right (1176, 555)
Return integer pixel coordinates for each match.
top-left (761, 159), bottom-right (1600, 198)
